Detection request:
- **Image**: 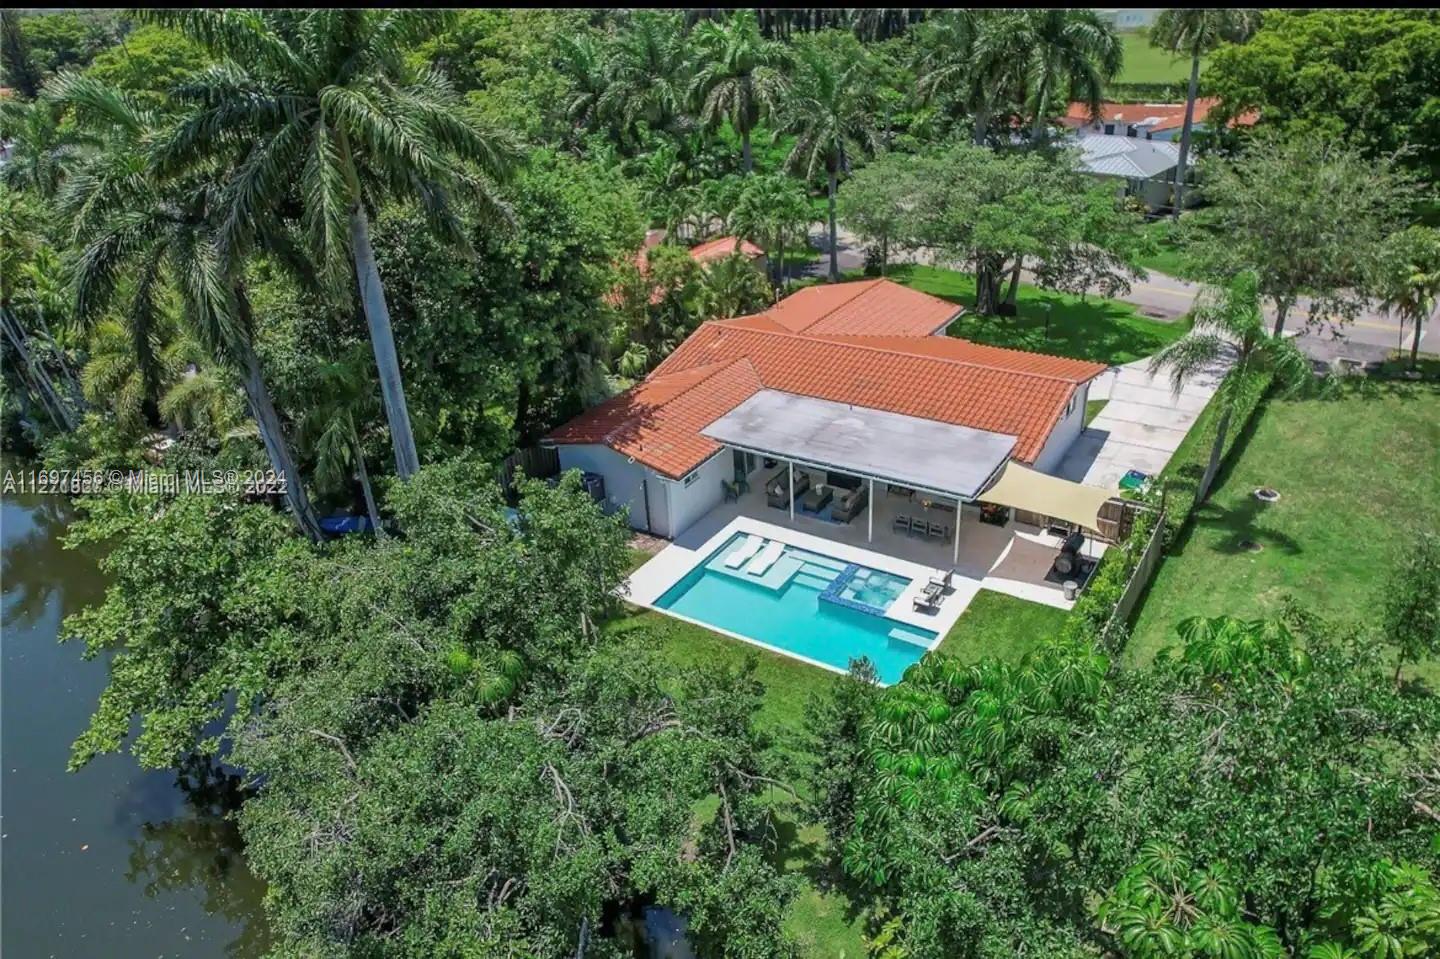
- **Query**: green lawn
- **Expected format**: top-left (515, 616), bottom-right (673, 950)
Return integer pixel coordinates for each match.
top-left (1117, 31), bottom-right (1204, 85)
top-left (1136, 219), bottom-right (1200, 281)
top-left (936, 589), bottom-right (1069, 663)
top-left (1129, 378), bottom-right (1440, 685)
top-left (884, 264), bottom-right (1190, 366)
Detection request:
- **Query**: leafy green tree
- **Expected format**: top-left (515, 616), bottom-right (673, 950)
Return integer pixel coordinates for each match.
top-left (804, 659), bottom-right (880, 843)
top-left (1187, 133), bottom-right (1416, 336)
top-left (688, 9), bottom-right (790, 173)
top-left (1147, 271), bottom-right (1310, 502)
top-left (1378, 226), bottom-right (1440, 373)
top-left (0, 10), bottom-right (43, 98)
top-left (783, 35), bottom-right (879, 282)
top-left (1313, 860), bottom-right (1440, 959)
top-left (82, 24), bottom-right (207, 96)
top-left (151, 9), bottom-right (518, 479)
top-left (1097, 842), bottom-right (1285, 958)
top-left (1015, 9), bottom-right (1122, 143)
top-left (9, 11), bottom-right (117, 76)
top-left (1148, 9), bottom-right (1262, 216)
top-left (837, 156), bottom-right (911, 276)
top-left (1206, 10), bottom-right (1440, 178)
top-left (1383, 533), bottom-right (1440, 687)
top-left (698, 251), bottom-right (771, 319)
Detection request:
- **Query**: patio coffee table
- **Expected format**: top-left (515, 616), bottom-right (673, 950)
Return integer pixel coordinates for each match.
top-left (802, 485), bottom-right (833, 513)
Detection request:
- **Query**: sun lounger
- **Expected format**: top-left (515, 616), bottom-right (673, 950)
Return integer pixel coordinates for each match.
top-left (746, 540), bottom-right (787, 575)
top-left (912, 583), bottom-right (943, 612)
top-left (928, 569), bottom-right (952, 591)
top-left (723, 534), bottom-right (764, 569)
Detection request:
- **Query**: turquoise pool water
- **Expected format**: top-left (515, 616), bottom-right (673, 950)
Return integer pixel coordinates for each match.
top-left (655, 532), bottom-right (936, 684)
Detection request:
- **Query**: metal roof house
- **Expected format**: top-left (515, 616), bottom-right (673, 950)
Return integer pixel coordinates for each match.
top-left (544, 280), bottom-right (1111, 558)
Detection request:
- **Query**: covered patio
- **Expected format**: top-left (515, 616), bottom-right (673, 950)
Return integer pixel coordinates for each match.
top-left (629, 390), bottom-right (1115, 612)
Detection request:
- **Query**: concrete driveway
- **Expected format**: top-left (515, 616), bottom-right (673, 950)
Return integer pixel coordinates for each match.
top-left (1058, 346), bottom-right (1234, 489)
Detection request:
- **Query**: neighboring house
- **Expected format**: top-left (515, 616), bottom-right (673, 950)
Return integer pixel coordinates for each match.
top-left (1062, 100), bottom-right (1260, 211)
top-left (610, 229), bottom-right (768, 306)
top-left (545, 279), bottom-right (1106, 539)
top-left (1075, 134), bottom-right (1185, 211)
top-left (1061, 99), bottom-right (1259, 142)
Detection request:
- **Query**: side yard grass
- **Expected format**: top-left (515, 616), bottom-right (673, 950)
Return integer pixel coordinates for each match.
top-left (1128, 377), bottom-right (1440, 684)
top-left (882, 264), bottom-right (1190, 365)
top-left (1117, 31), bottom-right (1204, 85)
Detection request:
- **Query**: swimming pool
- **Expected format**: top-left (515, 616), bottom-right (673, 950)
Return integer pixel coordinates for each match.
top-left (655, 532), bottom-right (936, 684)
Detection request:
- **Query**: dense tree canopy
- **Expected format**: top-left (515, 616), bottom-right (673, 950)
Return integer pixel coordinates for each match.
top-left (1206, 10), bottom-right (1440, 177)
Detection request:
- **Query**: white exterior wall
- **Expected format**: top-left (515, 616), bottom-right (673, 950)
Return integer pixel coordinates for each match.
top-left (555, 444), bottom-right (671, 536)
top-left (664, 451), bottom-right (730, 538)
top-left (1033, 382), bottom-right (1089, 476)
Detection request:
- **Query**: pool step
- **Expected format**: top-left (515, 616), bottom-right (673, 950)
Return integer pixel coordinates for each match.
top-left (888, 627), bottom-right (935, 648)
top-left (793, 573), bottom-right (834, 591)
top-left (797, 561), bottom-right (843, 582)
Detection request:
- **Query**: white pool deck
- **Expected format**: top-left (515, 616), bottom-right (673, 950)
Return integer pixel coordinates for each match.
top-left (626, 483), bottom-right (1108, 661)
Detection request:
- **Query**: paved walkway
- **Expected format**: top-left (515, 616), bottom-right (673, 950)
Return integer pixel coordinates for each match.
top-left (1058, 346), bottom-right (1235, 488)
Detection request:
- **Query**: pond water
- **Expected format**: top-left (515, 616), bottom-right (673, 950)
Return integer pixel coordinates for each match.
top-left (1, 477), bottom-right (270, 957)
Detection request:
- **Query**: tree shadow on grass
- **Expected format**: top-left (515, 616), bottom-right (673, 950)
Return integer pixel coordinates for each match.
top-left (765, 809), bottom-right (871, 927)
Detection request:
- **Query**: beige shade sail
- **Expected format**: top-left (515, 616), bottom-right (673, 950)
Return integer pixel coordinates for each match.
top-left (977, 461), bottom-right (1114, 531)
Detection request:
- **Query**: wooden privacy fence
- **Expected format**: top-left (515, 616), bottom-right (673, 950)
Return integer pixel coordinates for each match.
top-left (495, 445), bottom-right (560, 499)
top-left (1103, 508), bottom-right (1166, 643)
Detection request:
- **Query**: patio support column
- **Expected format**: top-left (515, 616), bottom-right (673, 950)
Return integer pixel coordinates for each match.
top-left (953, 497), bottom-right (961, 565)
top-left (788, 461), bottom-right (795, 524)
top-left (867, 478), bottom-right (874, 542)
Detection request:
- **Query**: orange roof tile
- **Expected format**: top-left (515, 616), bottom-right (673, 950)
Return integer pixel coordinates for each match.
top-left (688, 236), bottom-right (766, 263)
top-left (1062, 98), bottom-right (1259, 132)
top-left (550, 279), bottom-right (1093, 479)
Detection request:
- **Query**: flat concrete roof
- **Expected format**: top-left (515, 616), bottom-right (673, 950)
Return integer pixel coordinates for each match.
top-left (701, 389), bottom-right (1016, 501)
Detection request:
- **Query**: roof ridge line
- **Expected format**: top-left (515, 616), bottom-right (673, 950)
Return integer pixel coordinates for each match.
top-left (799, 278), bottom-right (883, 331)
top-left (696, 321), bottom-right (1091, 387)
top-left (830, 333), bottom-right (1105, 384)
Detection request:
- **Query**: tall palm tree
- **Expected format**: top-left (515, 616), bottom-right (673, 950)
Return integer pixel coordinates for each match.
top-left (688, 9), bottom-right (790, 173)
top-left (0, 95), bottom-right (97, 197)
top-left (598, 11), bottom-right (691, 147)
top-left (296, 347), bottom-right (384, 535)
top-left (784, 45), bottom-right (880, 282)
top-left (914, 10), bottom-right (1022, 147)
top-left (1148, 271), bottom-right (1309, 502)
top-left (697, 253), bottom-right (771, 320)
top-left (730, 172), bottom-right (810, 292)
top-left (1149, 9), bottom-right (1263, 218)
top-left (148, 10), bottom-right (517, 480)
top-left (1379, 225), bottom-right (1440, 374)
top-left (1015, 9), bottom-right (1122, 143)
top-left (51, 70), bottom-right (326, 540)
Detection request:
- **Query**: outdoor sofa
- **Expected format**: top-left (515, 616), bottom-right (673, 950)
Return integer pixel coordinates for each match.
top-left (766, 468), bottom-right (810, 508)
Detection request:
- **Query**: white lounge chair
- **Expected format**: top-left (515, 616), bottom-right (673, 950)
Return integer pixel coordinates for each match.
top-left (723, 534), bottom-right (765, 569)
top-left (746, 540), bottom-right (787, 575)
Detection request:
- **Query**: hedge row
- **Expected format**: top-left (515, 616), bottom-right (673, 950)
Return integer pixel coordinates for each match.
top-left (1063, 503), bottom-right (1160, 649)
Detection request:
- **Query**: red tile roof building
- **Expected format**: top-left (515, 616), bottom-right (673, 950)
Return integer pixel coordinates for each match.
top-left (610, 231), bottom-right (767, 307)
top-left (547, 280), bottom-right (1106, 481)
top-left (1061, 98), bottom-right (1259, 135)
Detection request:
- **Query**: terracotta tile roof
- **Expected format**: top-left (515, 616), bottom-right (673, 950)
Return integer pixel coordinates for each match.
top-left (549, 279), bottom-right (1091, 479)
top-left (546, 359), bottom-right (762, 478)
top-left (1062, 98), bottom-right (1259, 132)
top-left (761, 279), bottom-right (960, 336)
top-left (688, 236), bottom-right (766, 263)
top-left (818, 334), bottom-right (1108, 382)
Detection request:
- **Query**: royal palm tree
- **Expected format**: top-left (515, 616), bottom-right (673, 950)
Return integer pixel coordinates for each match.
top-left (914, 10), bottom-right (1023, 147)
top-left (1148, 271), bottom-right (1309, 502)
top-left (1378, 225), bottom-right (1440, 374)
top-left (147, 9), bottom-right (517, 480)
top-left (598, 11), bottom-right (691, 147)
top-left (296, 347), bottom-right (384, 535)
top-left (1015, 9), bottom-right (1122, 143)
top-left (1149, 9), bottom-right (1263, 218)
top-left (784, 45), bottom-right (880, 282)
top-left (0, 95), bottom-right (97, 197)
top-left (51, 70), bottom-right (326, 540)
top-left (688, 9), bottom-right (790, 173)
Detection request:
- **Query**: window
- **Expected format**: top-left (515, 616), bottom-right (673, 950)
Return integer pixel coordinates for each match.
top-left (682, 470), bottom-right (700, 487)
top-left (1065, 393), bottom-right (1077, 417)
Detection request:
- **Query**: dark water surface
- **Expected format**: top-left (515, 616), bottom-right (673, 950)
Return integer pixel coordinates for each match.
top-left (2, 482), bottom-right (269, 958)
